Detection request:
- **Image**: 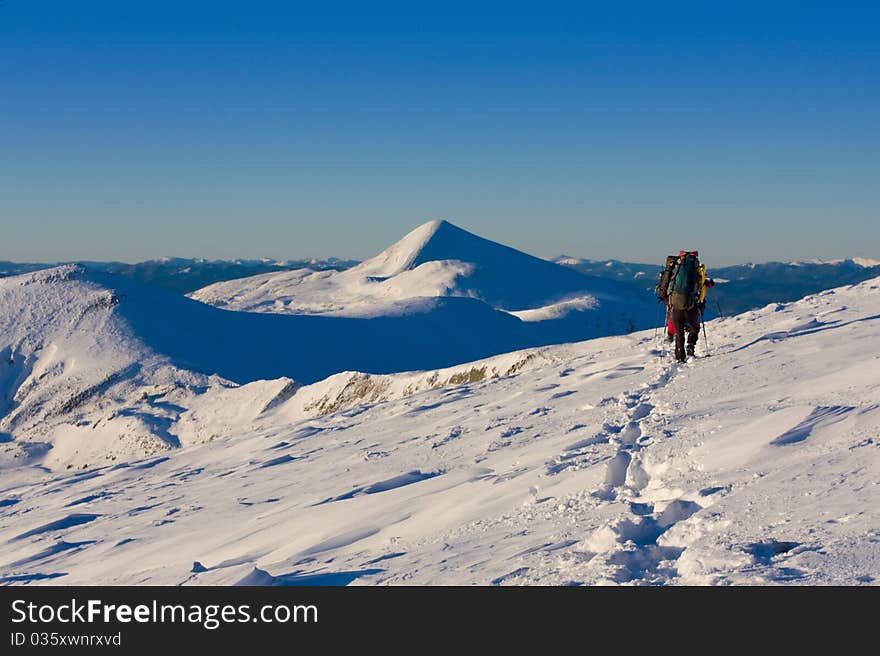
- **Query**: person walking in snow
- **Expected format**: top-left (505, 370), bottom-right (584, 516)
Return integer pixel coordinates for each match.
top-left (655, 251), bottom-right (715, 363)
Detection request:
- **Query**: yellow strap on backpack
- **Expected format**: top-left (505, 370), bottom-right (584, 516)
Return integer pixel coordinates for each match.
top-left (697, 264), bottom-right (707, 303)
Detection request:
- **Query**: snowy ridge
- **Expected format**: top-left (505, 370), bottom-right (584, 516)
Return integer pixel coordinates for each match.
top-left (174, 348), bottom-right (563, 446)
top-left (2, 263), bottom-right (586, 387)
top-left (1, 276), bottom-right (878, 585)
top-left (0, 265), bottom-right (219, 469)
top-left (270, 347), bottom-right (561, 422)
top-left (507, 296), bottom-right (599, 322)
top-left (0, 265), bottom-right (562, 469)
top-left (356, 219), bottom-right (449, 277)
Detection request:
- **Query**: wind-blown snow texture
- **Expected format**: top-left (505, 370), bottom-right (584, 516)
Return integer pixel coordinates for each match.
top-left (1, 273), bottom-right (878, 585)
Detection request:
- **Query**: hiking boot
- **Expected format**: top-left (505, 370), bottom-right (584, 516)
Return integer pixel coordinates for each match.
top-left (686, 344), bottom-right (695, 357)
top-left (665, 333), bottom-right (674, 343)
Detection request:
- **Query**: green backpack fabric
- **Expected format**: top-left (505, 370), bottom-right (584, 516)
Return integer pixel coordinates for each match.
top-left (667, 252), bottom-right (700, 310)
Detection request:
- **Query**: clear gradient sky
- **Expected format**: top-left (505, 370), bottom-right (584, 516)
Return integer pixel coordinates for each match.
top-left (2, 1), bottom-right (878, 265)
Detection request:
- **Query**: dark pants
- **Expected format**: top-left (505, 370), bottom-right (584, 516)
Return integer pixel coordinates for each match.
top-left (670, 307), bottom-right (700, 361)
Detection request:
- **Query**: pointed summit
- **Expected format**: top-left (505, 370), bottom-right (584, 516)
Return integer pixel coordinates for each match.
top-left (355, 219), bottom-right (636, 310)
top-left (356, 220), bottom-right (453, 278)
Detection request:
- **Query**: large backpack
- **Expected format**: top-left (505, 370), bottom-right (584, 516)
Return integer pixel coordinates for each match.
top-left (655, 254), bottom-right (678, 302)
top-left (666, 251), bottom-right (700, 310)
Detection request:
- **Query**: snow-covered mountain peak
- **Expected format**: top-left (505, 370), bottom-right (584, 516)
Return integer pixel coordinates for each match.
top-left (192, 220), bottom-right (653, 317)
top-left (356, 219), bottom-right (451, 277)
top-left (353, 218), bottom-right (538, 282)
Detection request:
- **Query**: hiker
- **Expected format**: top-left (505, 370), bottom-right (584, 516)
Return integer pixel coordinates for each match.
top-left (655, 251), bottom-right (715, 362)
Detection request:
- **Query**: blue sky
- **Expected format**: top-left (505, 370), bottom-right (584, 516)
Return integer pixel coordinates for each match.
top-left (1, 1), bottom-right (878, 265)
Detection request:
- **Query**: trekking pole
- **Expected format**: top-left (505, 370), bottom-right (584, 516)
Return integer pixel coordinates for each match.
top-left (715, 299), bottom-right (724, 318)
top-left (654, 303), bottom-right (662, 342)
top-left (701, 310), bottom-right (711, 356)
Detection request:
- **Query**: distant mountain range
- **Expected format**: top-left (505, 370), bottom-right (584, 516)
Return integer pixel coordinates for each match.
top-left (4, 247), bottom-right (878, 321)
top-left (0, 257), bottom-right (356, 295)
top-left (553, 256), bottom-right (880, 318)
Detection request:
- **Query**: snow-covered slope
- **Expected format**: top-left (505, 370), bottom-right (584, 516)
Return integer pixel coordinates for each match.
top-left (0, 266), bottom-right (302, 470)
top-left (2, 276), bottom-right (877, 585)
top-left (0, 266), bottom-right (570, 469)
top-left (191, 220), bottom-right (653, 325)
top-left (0, 264), bottom-right (585, 390)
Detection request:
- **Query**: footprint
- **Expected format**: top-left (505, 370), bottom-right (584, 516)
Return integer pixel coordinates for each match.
top-left (625, 457), bottom-right (651, 491)
top-left (656, 500), bottom-right (702, 528)
top-left (607, 545), bottom-right (684, 583)
top-left (619, 422), bottom-right (641, 447)
top-left (585, 496), bottom-right (702, 584)
top-left (630, 403), bottom-right (654, 421)
top-left (743, 540), bottom-right (800, 563)
top-left (604, 452), bottom-right (631, 487)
